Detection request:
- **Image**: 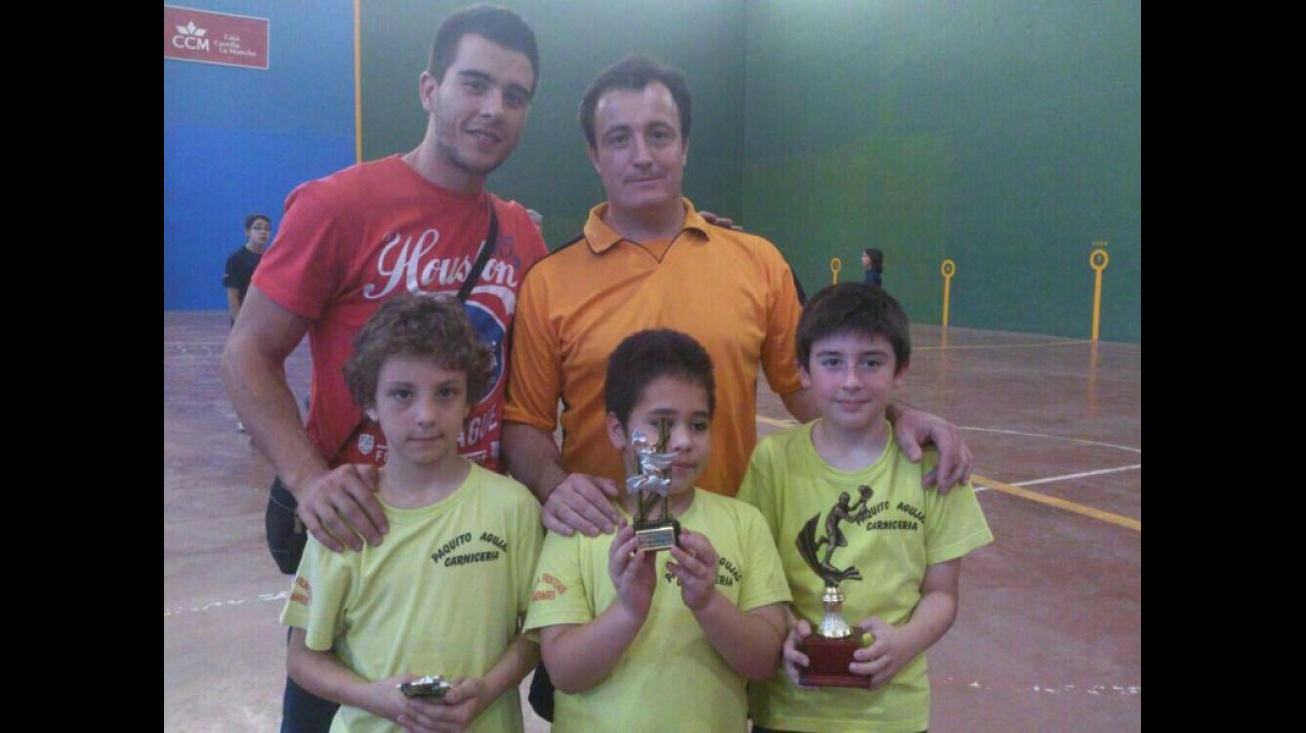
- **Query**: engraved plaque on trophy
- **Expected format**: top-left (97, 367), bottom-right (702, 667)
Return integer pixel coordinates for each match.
top-left (625, 418), bottom-right (681, 552)
top-left (794, 484), bottom-right (876, 688)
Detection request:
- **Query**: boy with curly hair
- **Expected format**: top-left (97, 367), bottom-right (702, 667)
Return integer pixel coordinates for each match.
top-left (281, 293), bottom-right (543, 732)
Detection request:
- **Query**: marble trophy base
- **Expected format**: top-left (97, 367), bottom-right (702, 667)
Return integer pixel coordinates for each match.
top-left (800, 634), bottom-right (871, 688)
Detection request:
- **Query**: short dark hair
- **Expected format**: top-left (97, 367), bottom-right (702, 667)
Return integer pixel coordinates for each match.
top-left (344, 293), bottom-right (493, 410)
top-left (428, 4), bottom-right (539, 91)
top-left (604, 329), bottom-right (715, 430)
top-left (862, 247), bottom-right (883, 272)
top-left (579, 54), bottom-right (692, 149)
top-left (245, 214), bottom-right (270, 230)
top-left (796, 283), bottom-right (910, 374)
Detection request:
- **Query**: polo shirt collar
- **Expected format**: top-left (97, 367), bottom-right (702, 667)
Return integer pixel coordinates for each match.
top-left (583, 198), bottom-right (711, 254)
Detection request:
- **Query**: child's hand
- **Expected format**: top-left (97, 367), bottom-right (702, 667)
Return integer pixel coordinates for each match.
top-left (782, 618), bottom-right (818, 689)
top-left (396, 677), bottom-right (486, 733)
top-left (608, 522), bottom-right (656, 620)
top-left (851, 616), bottom-right (908, 690)
top-left (360, 674), bottom-right (416, 724)
top-left (666, 530), bottom-right (719, 612)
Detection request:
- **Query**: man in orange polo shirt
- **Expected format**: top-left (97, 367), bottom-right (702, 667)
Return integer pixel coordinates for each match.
top-left (503, 55), bottom-right (972, 538)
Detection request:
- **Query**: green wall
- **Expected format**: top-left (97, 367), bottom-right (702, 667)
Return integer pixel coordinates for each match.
top-left (360, 0), bottom-right (749, 248)
top-left (743, 0), bottom-right (1140, 341)
top-left (358, 1), bottom-right (1141, 342)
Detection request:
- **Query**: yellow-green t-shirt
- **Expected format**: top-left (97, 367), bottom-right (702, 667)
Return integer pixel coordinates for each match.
top-left (281, 464), bottom-right (543, 733)
top-left (736, 422), bottom-right (994, 733)
top-left (523, 488), bottom-right (792, 733)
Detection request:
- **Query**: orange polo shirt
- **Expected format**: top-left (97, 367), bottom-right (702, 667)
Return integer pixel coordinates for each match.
top-left (505, 200), bottom-right (804, 496)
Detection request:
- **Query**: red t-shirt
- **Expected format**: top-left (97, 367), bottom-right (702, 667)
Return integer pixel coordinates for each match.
top-left (253, 155), bottom-right (547, 472)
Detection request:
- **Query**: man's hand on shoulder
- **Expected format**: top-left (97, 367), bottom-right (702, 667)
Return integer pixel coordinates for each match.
top-left (890, 405), bottom-right (973, 493)
top-left (541, 473), bottom-right (622, 537)
top-left (296, 464), bottom-right (387, 551)
top-left (697, 210), bottom-right (744, 232)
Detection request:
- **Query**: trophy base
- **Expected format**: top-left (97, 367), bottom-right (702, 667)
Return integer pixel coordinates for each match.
top-left (799, 634), bottom-right (871, 688)
top-left (634, 519), bottom-right (681, 552)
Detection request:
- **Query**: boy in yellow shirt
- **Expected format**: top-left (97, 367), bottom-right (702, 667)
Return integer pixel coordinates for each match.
top-left (280, 294), bottom-right (543, 732)
top-left (524, 328), bottom-right (791, 732)
top-left (738, 283), bottom-right (993, 733)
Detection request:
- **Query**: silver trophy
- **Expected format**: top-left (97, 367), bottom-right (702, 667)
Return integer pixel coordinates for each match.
top-left (398, 675), bottom-right (453, 698)
top-left (626, 418), bottom-right (680, 552)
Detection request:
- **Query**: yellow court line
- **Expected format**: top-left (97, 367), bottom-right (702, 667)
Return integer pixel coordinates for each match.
top-left (974, 475), bottom-right (1140, 531)
top-left (752, 416), bottom-right (1139, 531)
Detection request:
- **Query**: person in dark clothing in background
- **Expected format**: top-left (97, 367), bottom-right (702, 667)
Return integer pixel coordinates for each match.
top-left (862, 247), bottom-right (883, 288)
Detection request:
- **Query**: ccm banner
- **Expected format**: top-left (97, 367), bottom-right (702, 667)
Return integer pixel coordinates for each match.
top-left (164, 5), bottom-right (269, 70)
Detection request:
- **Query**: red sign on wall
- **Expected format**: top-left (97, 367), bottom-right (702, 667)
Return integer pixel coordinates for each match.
top-left (164, 5), bottom-right (269, 70)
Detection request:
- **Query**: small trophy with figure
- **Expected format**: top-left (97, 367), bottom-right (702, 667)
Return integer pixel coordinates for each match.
top-left (625, 418), bottom-right (680, 552)
top-left (794, 484), bottom-right (876, 688)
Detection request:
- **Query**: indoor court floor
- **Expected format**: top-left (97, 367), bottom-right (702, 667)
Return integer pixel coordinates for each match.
top-left (164, 311), bottom-right (1141, 732)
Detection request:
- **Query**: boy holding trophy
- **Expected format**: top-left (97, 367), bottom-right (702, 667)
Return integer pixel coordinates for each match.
top-left (524, 329), bottom-right (791, 732)
top-left (280, 294), bottom-right (543, 733)
top-left (737, 283), bottom-right (993, 733)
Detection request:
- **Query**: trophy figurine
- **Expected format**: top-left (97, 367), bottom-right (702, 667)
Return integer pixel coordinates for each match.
top-left (625, 418), bottom-right (681, 552)
top-left (794, 484), bottom-right (876, 688)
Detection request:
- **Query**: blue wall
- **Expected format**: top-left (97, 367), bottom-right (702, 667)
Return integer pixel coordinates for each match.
top-left (164, 1), bottom-right (355, 310)
top-left (163, 1), bottom-right (1140, 343)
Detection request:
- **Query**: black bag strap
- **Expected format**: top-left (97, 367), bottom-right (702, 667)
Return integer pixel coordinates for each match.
top-left (457, 199), bottom-right (499, 303)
